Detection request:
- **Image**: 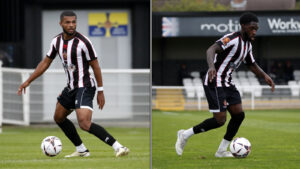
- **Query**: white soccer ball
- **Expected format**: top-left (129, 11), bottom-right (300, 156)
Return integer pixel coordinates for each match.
top-left (41, 136), bottom-right (62, 157)
top-left (230, 137), bottom-right (251, 158)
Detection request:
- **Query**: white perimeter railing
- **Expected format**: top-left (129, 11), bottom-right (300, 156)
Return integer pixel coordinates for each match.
top-left (0, 66), bottom-right (150, 132)
top-left (152, 85), bottom-right (300, 111)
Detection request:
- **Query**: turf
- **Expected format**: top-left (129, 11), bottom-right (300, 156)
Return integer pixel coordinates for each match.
top-left (152, 109), bottom-right (300, 169)
top-left (0, 126), bottom-right (149, 169)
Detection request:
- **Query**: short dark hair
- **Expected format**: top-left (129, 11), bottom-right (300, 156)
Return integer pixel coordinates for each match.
top-left (239, 12), bottom-right (258, 25)
top-left (60, 11), bottom-right (77, 21)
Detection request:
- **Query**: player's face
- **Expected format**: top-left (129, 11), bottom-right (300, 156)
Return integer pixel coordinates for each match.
top-left (60, 16), bottom-right (77, 36)
top-left (242, 22), bottom-right (258, 41)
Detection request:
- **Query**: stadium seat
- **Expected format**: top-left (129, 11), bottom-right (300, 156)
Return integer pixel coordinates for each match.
top-left (294, 70), bottom-right (300, 81)
top-left (288, 80), bottom-right (297, 86)
top-left (192, 78), bottom-right (204, 97)
top-left (232, 76), bottom-right (239, 84)
top-left (192, 77), bottom-right (202, 86)
top-left (249, 77), bottom-right (260, 85)
top-left (239, 77), bottom-right (250, 85)
top-left (295, 76), bottom-right (300, 81)
top-left (235, 83), bottom-right (243, 97)
top-left (253, 85), bottom-right (263, 97)
top-left (237, 71), bottom-right (246, 78)
top-left (183, 78), bottom-right (195, 98)
top-left (233, 80), bottom-right (240, 86)
top-left (195, 86), bottom-right (204, 98)
top-left (239, 77), bottom-right (251, 93)
top-left (294, 70), bottom-right (300, 76)
top-left (247, 71), bottom-right (255, 78)
top-left (288, 80), bottom-right (300, 97)
top-left (190, 71), bottom-right (200, 78)
top-left (183, 78), bottom-right (193, 85)
top-left (244, 76), bottom-right (262, 96)
top-left (231, 72), bottom-right (238, 78)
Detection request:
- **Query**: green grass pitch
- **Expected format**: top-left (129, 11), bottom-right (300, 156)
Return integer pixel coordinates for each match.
top-left (152, 109), bottom-right (300, 169)
top-left (0, 126), bottom-right (149, 169)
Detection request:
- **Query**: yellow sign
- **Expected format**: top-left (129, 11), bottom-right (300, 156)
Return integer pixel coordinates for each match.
top-left (89, 12), bottom-right (128, 37)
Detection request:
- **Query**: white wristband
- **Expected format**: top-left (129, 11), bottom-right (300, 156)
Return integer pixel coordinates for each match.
top-left (97, 87), bottom-right (104, 91)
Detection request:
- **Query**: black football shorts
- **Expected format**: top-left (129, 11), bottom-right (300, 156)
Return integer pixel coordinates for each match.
top-left (57, 86), bottom-right (96, 111)
top-left (203, 85), bottom-right (241, 113)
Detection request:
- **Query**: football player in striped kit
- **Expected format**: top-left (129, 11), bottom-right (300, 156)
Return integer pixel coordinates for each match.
top-left (18, 11), bottom-right (129, 157)
top-left (175, 12), bottom-right (274, 157)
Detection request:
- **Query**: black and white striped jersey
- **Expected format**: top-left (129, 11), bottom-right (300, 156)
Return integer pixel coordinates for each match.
top-left (46, 32), bottom-right (97, 89)
top-left (204, 32), bottom-right (256, 87)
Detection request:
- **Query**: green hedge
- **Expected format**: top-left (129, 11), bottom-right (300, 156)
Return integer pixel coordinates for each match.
top-left (153, 0), bottom-right (230, 12)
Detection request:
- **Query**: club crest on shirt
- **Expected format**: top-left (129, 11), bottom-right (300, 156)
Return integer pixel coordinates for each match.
top-left (63, 63), bottom-right (76, 72)
top-left (222, 37), bottom-right (230, 46)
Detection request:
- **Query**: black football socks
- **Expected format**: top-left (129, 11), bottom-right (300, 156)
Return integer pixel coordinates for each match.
top-left (224, 112), bottom-right (245, 141)
top-left (193, 117), bottom-right (223, 134)
top-left (57, 118), bottom-right (82, 146)
top-left (88, 123), bottom-right (116, 146)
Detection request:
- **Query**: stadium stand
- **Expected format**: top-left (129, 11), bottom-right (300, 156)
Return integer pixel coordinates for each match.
top-left (153, 69), bottom-right (300, 111)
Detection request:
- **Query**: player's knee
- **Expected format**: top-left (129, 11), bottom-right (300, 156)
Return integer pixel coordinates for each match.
top-left (215, 116), bottom-right (226, 126)
top-left (233, 112), bottom-right (245, 122)
top-left (214, 111), bottom-right (227, 126)
top-left (54, 114), bottom-right (64, 124)
top-left (78, 120), bottom-right (91, 131)
top-left (217, 119), bottom-right (226, 126)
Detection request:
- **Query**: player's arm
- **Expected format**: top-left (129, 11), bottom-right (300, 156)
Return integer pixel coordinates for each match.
top-left (206, 43), bottom-right (223, 82)
top-left (247, 63), bottom-right (275, 92)
top-left (17, 57), bottom-right (53, 95)
top-left (89, 59), bottom-right (105, 110)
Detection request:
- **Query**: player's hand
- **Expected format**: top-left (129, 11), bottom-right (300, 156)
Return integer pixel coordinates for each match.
top-left (208, 67), bottom-right (216, 83)
top-left (97, 91), bottom-right (105, 110)
top-left (17, 81), bottom-right (30, 95)
top-left (264, 75), bottom-right (275, 92)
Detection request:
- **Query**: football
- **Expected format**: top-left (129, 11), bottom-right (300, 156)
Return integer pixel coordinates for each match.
top-left (41, 136), bottom-right (62, 157)
top-left (230, 137), bottom-right (251, 158)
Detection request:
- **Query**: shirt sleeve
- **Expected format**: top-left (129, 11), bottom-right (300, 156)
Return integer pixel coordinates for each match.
top-left (243, 43), bottom-right (256, 65)
top-left (82, 36), bottom-right (97, 61)
top-left (46, 38), bottom-right (58, 59)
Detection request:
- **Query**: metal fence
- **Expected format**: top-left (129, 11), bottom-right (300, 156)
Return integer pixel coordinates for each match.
top-left (0, 66), bottom-right (150, 130)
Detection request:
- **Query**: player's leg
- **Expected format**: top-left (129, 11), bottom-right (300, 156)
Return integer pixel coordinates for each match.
top-left (215, 86), bottom-right (244, 157)
top-left (75, 87), bottom-right (129, 157)
top-left (55, 87), bottom-right (89, 157)
top-left (224, 103), bottom-right (244, 141)
top-left (175, 86), bottom-right (227, 156)
top-left (215, 104), bottom-right (244, 157)
top-left (76, 108), bottom-right (129, 157)
top-left (54, 102), bottom-right (90, 157)
top-left (76, 108), bottom-right (117, 146)
top-left (175, 112), bottom-right (226, 156)
top-left (193, 111), bottom-right (226, 135)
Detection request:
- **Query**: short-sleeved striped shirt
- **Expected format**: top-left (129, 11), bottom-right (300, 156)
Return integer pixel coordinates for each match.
top-left (47, 32), bottom-right (97, 89)
top-left (204, 31), bottom-right (256, 87)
